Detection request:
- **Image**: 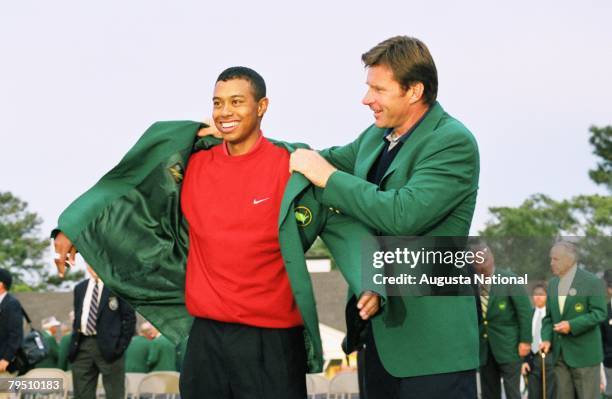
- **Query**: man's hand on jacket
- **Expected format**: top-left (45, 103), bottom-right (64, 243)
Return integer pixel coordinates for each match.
top-left (357, 291), bottom-right (380, 320)
top-left (289, 149), bottom-right (337, 188)
top-left (53, 231), bottom-right (77, 278)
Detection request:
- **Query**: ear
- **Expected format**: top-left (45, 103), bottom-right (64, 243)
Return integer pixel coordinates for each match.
top-left (408, 82), bottom-right (425, 104)
top-left (257, 97), bottom-right (269, 118)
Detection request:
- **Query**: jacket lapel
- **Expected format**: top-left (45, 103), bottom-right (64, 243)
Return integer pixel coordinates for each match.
top-left (98, 285), bottom-right (110, 319)
top-left (355, 134), bottom-right (386, 179)
top-left (549, 278), bottom-right (562, 321)
top-left (278, 174), bottom-right (310, 228)
top-left (561, 269), bottom-right (582, 319)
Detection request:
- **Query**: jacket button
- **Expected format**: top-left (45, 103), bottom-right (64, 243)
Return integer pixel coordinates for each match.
top-left (483, 334), bottom-right (488, 338)
top-left (484, 321), bottom-right (488, 325)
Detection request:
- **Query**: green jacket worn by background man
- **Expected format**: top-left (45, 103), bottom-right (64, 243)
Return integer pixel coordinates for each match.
top-left (321, 102), bottom-right (480, 377)
top-left (542, 267), bottom-right (606, 368)
top-left (125, 335), bottom-right (150, 373)
top-left (55, 121), bottom-right (379, 373)
top-left (57, 334), bottom-right (71, 371)
top-left (479, 269), bottom-right (532, 366)
top-left (35, 331), bottom-right (59, 368)
top-left (147, 335), bottom-right (177, 372)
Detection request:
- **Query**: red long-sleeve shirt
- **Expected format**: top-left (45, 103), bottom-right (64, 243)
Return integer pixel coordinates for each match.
top-left (180, 136), bottom-right (303, 328)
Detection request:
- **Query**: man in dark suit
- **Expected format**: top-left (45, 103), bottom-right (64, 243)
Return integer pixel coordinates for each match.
top-left (70, 265), bottom-right (135, 399)
top-left (0, 268), bottom-right (23, 376)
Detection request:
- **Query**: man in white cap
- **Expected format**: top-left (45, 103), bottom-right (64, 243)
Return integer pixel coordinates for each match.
top-left (35, 316), bottom-right (61, 368)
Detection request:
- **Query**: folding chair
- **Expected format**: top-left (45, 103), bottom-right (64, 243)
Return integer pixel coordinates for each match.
top-left (306, 373), bottom-right (329, 399)
top-left (328, 371), bottom-right (359, 399)
top-left (136, 371), bottom-right (180, 399)
top-left (125, 373), bottom-right (147, 399)
top-left (21, 368), bottom-right (69, 399)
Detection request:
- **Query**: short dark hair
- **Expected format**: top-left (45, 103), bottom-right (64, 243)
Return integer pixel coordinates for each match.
top-left (0, 268), bottom-right (12, 291)
top-left (532, 283), bottom-right (547, 293)
top-left (216, 66), bottom-right (267, 101)
top-left (362, 36), bottom-right (438, 106)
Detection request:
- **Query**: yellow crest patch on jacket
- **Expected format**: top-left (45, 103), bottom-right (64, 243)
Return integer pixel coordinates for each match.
top-left (294, 206), bottom-right (312, 227)
top-left (168, 163), bottom-right (184, 183)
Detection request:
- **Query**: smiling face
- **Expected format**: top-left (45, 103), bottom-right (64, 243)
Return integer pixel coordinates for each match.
top-left (212, 78), bottom-right (268, 152)
top-left (362, 64), bottom-right (415, 133)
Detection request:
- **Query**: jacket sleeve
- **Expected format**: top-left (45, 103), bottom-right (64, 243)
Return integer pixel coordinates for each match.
top-left (53, 121), bottom-right (201, 345)
top-left (511, 284), bottom-right (533, 344)
top-left (569, 280), bottom-right (607, 337)
top-left (541, 286), bottom-right (553, 342)
top-left (319, 210), bottom-right (385, 300)
top-left (0, 299), bottom-right (23, 362)
top-left (321, 128), bottom-right (479, 236)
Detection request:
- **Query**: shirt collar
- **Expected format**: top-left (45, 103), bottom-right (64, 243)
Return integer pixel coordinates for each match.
top-left (90, 277), bottom-right (103, 288)
top-left (222, 132), bottom-right (264, 156)
top-left (0, 291), bottom-right (6, 305)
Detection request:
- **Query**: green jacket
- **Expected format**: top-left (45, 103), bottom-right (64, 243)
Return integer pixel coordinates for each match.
top-left (35, 331), bottom-right (59, 368)
top-left (320, 102), bottom-right (480, 377)
top-left (57, 334), bottom-right (71, 371)
top-left (147, 335), bottom-right (177, 372)
top-left (478, 269), bottom-right (532, 366)
top-left (125, 335), bottom-right (151, 373)
top-left (56, 121), bottom-right (377, 373)
top-left (541, 267), bottom-right (606, 368)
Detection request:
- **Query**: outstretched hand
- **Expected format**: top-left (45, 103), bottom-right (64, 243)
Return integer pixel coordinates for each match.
top-left (53, 232), bottom-right (77, 278)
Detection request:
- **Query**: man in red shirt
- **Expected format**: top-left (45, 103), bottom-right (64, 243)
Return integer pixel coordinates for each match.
top-left (54, 67), bottom-right (380, 398)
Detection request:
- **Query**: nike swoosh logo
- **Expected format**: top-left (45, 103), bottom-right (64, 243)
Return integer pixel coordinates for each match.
top-left (253, 198), bottom-right (270, 205)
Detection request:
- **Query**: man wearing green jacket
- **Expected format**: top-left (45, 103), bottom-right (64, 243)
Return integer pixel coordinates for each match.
top-left (146, 326), bottom-right (177, 372)
top-left (35, 317), bottom-right (61, 369)
top-left (124, 322), bottom-right (151, 373)
top-left (53, 67), bottom-right (380, 399)
top-left (290, 36), bottom-right (480, 398)
top-left (472, 244), bottom-right (532, 399)
top-left (540, 241), bottom-right (606, 399)
top-left (57, 321), bottom-right (72, 371)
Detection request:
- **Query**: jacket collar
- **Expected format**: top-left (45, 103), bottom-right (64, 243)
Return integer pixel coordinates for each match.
top-left (354, 102), bottom-right (445, 183)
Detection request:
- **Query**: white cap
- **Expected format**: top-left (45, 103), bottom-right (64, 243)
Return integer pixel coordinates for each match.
top-left (41, 316), bottom-right (61, 330)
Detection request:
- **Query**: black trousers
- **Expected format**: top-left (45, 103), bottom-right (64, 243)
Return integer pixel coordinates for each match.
top-left (179, 318), bottom-right (307, 399)
top-left (358, 324), bottom-right (477, 399)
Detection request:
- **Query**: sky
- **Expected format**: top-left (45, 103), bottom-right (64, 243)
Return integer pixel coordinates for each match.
top-left (1, 0), bottom-right (611, 250)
